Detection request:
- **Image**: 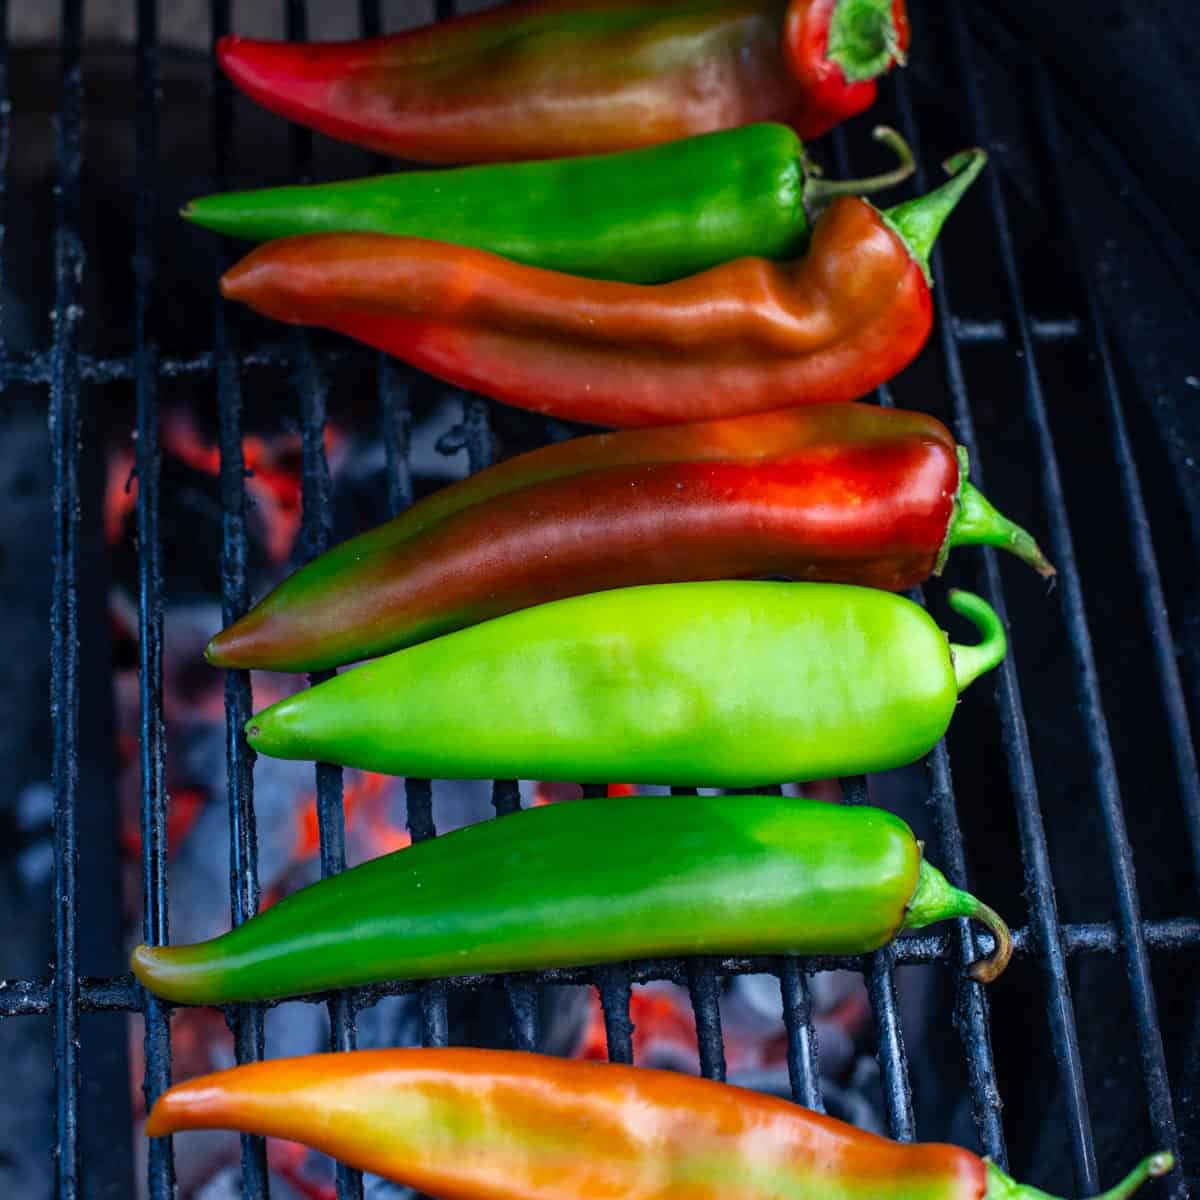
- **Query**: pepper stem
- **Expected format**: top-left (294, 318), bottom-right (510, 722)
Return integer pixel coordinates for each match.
top-left (826, 0), bottom-right (906, 82)
top-left (985, 1153), bottom-right (1174, 1200)
top-left (882, 148), bottom-right (988, 281)
top-left (946, 589), bottom-right (1007, 693)
top-left (941, 449), bottom-right (1056, 577)
top-left (900, 859), bottom-right (1013, 983)
top-left (806, 127), bottom-right (915, 206)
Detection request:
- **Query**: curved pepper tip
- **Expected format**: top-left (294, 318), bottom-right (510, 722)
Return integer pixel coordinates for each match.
top-left (946, 589), bottom-right (1007, 693)
top-left (882, 147), bottom-right (988, 282)
top-left (964, 896), bottom-right (1013, 984)
top-left (986, 1151), bottom-right (1174, 1200)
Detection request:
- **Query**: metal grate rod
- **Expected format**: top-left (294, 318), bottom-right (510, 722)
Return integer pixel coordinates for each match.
top-left (210, 0), bottom-right (270, 1192)
top-left (1029, 65), bottom-right (1200, 894)
top-left (947, 5), bottom-right (1183, 1188)
top-left (832, 117), bottom-right (1005, 1158)
top-left (133, 0), bottom-right (175, 1196)
top-left (892, 55), bottom-right (1103, 1189)
top-left (49, 0), bottom-right (85, 1194)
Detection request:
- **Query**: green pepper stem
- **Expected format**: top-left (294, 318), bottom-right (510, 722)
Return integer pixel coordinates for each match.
top-left (826, 0), bottom-right (906, 83)
top-left (985, 1153), bottom-right (1174, 1200)
top-left (946, 589), bottom-right (1007, 693)
top-left (806, 127), bottom-right (915, 205)
top-left (900, 859), bottom-right (1013, 983)
top-left (946, 478), bottom-right (1057, 578)
top-left (882, 148), bottom-right (988, 281)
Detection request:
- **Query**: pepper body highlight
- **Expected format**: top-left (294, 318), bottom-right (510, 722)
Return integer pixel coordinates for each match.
top-left (221, 196), bottom-right (928, 426)
top-left (217, 0), bottom-right (909, 165)
top-left (243, 582), bottom-right (1006, 787)
top-left (208, 405), bottom-right (1051, 674)
top-left (131, 793), bottom-right (1012, 1004)
top-left (146, 1050), bottom-right (1173, 1200)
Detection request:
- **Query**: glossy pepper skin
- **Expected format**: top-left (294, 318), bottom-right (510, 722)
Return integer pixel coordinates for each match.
top-left (217, 0), bottom-right (910, 165)
top-left (131, 793), bottom-right (1013, 1004)
top-left (220, 152), bottom-right (985, 428)
top-left (243, 582), bottom-right (1007, 787)
top-left (146, 1049), bottom-right (1174, 1200)
top-left (208, 405), bottom-right (1053, 674)
top-left (184, 123), bottom-right (914, 284)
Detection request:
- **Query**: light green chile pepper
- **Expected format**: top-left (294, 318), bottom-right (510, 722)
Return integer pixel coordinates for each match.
top-left (245, 582), bottom-right (1006, 787)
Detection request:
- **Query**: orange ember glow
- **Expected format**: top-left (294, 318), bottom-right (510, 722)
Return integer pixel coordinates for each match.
top-left (575, 987), bottom-right (702, 1066)
top-left (105, 409), bottom-right (343, 565)
top-left (294, 771), bottom-right (410, 861)
top-left (120, 787), bottom-right (207, 862)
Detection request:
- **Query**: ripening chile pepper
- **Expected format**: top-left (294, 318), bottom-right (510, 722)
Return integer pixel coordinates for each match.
top-left (217, 0), bottom-right (910, 165)
top-left (243, 582), bottom-right (1007, 787)
top-left (208, 404), bottom-right (1053, 674)
top-left (220, 151), bottom-right (985, 427)
top-left (146, 1049), bottom-right (1174, 1200)
top-left (131, 793), bottom-right (1013, 1003)
top-left (184, 123), bottom-right (914, 284)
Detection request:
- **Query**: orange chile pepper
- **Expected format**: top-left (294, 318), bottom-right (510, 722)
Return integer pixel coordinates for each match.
top-left (220, 152), bottom-right (984, 428)
top-left (147, 1049), bottom-right (1173, 1200)
top-left (217, 0), bottom-right (910, 165)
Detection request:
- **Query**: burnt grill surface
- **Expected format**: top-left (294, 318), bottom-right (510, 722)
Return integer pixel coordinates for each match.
top-left (0, 0), bottom-right (1196, 1198)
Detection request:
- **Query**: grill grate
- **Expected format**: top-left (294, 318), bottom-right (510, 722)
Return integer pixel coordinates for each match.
top-left (6, 0), bottom-right (1195, 1197)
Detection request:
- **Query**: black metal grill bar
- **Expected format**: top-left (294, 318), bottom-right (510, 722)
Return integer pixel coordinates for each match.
top-left (210, 0), bottom-right (269, 1192)
top-left (596, 966), bottom-right (635, 1064)
top-left (840, 770), bottom-right (916, 1140)
top-left (2, 916), bottom-right (1196, 1021)
top-left (777, 960), bottom-right (824, 1112)
top-left (948, 6), bottom-right (1183, 1187)
top-left (0, 316), bottom-right (1085, 389)
top-left (133, 0), bottom-right (174, 1197)
top-left (1030, 66), bottom-right (1200, 892)
top-left (49, 0), bottom-right (85, 1194)
top-left (294, 333), bottom-right (364, 1200)
top-left (892, 51), bottom-right (1105, 1189)
top-left (924, 739), bottom-right (1006, 1162)
top-left (834, 118), bottom-right (1007, 1158)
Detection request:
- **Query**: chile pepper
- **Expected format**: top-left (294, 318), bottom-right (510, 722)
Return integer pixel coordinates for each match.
top-left (243, 582), bottom-right (1006, 787)
top-left (208, 404), bottom-right (1052, 674)
top-left (220, 151), bottom-right (984, 427)
top-left (217, 0), bottom-right (910, 166)
top-left (184, 124), bottom-right (914, 285)
top-left (146, 1048), bottom-right (1173, 1200)
top-left (131, 793), bottom-right (1013, 1003)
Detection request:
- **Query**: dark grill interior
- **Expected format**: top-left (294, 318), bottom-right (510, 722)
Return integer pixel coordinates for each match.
top-left (0, 1), bottom-right (1196, 1197)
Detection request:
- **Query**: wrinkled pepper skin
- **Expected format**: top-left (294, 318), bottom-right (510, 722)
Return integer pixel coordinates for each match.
top-left (220, 156), bottom-right (985, 427)
top-left (130, 794), bottom-right (1012, 1004)
top-left (146, 1050), bottom-right (1174, 1200)
top-left (185, 123), bottom-right (913, 284)
top-left (217, 0), bottom-right (909, 165)
top-left (208, 405), bottom-right (1052, 674)
top-left (244, 582), bottom-right (1008, 787)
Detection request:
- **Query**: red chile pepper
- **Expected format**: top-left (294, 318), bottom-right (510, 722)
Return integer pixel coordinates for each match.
top-left (220, 152), bottom-right (984, 428)
top-left (207, 404), bottom-right (1053, 674)
top-left (146, 1049), bottom-right (1173, 1200)
top-left (217, 0), bottom-right (910, 165)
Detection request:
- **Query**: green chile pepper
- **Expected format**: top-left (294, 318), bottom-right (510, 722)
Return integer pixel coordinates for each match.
top-left (131, 793), bottom-right (1012, 1004)
top-left (183, 123), bottom-right (914, 284)
top-left (245, 582), bottom-right (1006, 787)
